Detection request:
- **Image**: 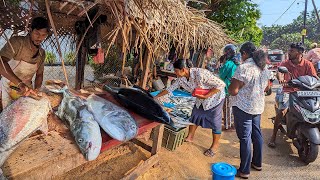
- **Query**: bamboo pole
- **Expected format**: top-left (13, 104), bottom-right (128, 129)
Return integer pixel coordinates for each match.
top-left (45, 0), bottom-right (69, 86)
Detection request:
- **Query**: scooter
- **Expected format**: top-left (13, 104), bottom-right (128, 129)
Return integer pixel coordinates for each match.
top-left (275, 66), bottom-right (320, 164)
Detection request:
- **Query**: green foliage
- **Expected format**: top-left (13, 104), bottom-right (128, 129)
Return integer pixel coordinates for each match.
top-left (262, 10), bottom-right (320, 49)
top-left (45, 52), bottom-right (57, 65)
top-left (270, 33), bottom-right (311, 52)
top-left (188, 0), bottom-right (263, 46)
top-left (64, 52), bottom-right (76, 65)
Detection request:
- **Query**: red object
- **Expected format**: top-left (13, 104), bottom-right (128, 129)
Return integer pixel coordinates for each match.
top-left (98, 92), bottom-right (160, 152)
top-left (93, 48), bottom-right (105, 64)
top-left (192, 88), bottom-right (210, 97)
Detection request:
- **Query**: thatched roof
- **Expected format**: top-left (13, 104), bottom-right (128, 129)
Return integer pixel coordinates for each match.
top-left (0, 0), bottom-right (231, 56)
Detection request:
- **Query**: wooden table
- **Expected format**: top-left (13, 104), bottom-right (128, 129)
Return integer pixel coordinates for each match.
top-left (2, 92), bottom-right (164, 179)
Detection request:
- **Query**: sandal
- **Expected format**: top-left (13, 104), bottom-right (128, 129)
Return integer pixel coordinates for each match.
top-left (251, 163), bottom-right (262, 171)
top-left (236, 170), bottom-right (249, 179)
top-left (203, 149), bottom-right (215, 157)
top-left (268, 141), bottom-right (276, 148)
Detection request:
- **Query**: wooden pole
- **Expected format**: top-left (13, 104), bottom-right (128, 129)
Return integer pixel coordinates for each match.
top-left (140, 47), bottom-right (152, 89)
top-left (75, 38), bottom-right (87, 90)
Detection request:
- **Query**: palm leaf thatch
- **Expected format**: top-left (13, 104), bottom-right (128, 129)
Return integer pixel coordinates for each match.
top-left (0, 0), bottom-right (231, 86)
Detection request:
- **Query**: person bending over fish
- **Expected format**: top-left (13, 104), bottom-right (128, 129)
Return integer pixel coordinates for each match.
top-left (0, 17), bottom-right (49, 108)
top-left (155, 59), bottom-right (226, 157)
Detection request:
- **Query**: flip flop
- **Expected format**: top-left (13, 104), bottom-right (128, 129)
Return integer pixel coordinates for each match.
top-left (251, 163), bottom-right (262, 171)
top-left (184, 138), bottom-right (193, 143)
top-left (203, 149), bottom-right (215, 157)
top-left (236, 170), bottom-right (249, 179)
top-left (268, 141), bottom-right (276, 148)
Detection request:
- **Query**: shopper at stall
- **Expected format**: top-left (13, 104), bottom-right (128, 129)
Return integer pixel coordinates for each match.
top-left (219, 44), bottom-right (240, 129)
top-left (0, 17), bottom-right (49, 108)
top-left (155, 59), bottom-right (225, 157)
top-left (229, 42), bottom-right (270, 179)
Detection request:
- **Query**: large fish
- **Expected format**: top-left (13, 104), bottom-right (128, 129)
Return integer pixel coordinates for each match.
top-left (47, 85), bottom-right (102, 161)
top-left (86, 94), bottom-right (138, 141)
top-left (0, 96), bottom-right (51, 179)
top-left (103, 85), bottom-right (172, 125)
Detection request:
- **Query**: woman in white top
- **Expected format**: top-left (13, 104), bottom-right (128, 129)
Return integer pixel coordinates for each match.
top-left (229, 42), bottom-right (270, 179)
top-left (155, 59), bottom-right (225, 157)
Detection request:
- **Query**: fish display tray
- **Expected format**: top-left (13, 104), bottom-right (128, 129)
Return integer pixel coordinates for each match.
top-left (161, 125), bottom-right (186, 151)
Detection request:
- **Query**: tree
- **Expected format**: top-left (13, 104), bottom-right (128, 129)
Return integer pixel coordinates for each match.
top-left (262, 10), bottom-right (320, 49)
top-left (270, 33), bottom-right (311, 52)
top-left (188, 0), bottom-right (263, 46)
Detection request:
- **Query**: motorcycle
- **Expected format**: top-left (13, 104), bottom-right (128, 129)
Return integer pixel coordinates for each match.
top-left (275, 66), bottom-right (320, 164)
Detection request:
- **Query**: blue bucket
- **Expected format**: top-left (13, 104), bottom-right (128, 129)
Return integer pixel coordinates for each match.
top-left (211, 162), bottom-right (237, 180)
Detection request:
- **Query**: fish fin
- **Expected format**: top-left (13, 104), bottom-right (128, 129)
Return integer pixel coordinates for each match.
top-left (39, 119), bottom-right (49, 135)
top-left (133, 85), bottom-right (153, 98)
top-left (103, 85), bottom-right (119, 94)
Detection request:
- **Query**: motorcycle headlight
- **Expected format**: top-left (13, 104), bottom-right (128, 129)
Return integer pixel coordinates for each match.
top-left (298, 106), bottom-right (320, 124)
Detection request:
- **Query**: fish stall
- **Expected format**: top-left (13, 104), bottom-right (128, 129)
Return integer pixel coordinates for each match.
top-left (0, 0), bottom-right (232, 179)
top-left (0, 82), bottom-right (172, 179)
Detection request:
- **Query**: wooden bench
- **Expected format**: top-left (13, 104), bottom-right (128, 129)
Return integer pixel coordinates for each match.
top-left (2, 92), bottom-right (164, 179)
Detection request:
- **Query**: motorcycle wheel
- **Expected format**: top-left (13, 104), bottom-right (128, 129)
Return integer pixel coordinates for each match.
top-left (298, 138), bottom-right (319, 164)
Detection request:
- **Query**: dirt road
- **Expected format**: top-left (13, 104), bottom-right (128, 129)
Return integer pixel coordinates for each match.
top-left (61, 87), bottom-right (320, 180)
top-left (138, 90), bottom-right (320, 180)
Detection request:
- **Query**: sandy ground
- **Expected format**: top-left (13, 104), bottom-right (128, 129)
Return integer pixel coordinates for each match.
top-left (58, 86), bottom-right (320, 180)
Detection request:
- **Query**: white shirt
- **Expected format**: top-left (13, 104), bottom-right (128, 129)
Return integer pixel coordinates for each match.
top-left (230, 58), bottom-right (270, 115)
top-left (166, 68), bottom-right (225, 111)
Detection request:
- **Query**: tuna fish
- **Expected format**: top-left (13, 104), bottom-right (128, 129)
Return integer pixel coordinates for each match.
top-left (47, 85), bottom-right (102, 161)
top-left (86, 94), bottom-right (138, 142)
top-left (0, 96), bottom-right (51, 179)
top-left (104, 85), bottom-right (172, 125)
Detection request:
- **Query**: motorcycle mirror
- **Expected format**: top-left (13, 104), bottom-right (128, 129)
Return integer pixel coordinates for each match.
top-left (278, 66), bottom-right (289, 73)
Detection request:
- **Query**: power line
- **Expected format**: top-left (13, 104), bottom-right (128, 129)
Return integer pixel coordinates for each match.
top-left (272, 0), bottom-right (298, 25)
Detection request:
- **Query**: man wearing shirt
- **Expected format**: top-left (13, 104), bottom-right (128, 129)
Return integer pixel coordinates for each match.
top-left (306, 43), bottom-right (320, 70)
top-left (0, 17), bottom-right (49, 108)
top-left (268, 42), bottom-right (318, 148)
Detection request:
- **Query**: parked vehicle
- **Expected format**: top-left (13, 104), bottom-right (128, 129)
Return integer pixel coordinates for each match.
top-left (274, 66), bottom-right (320, 164)
top-left (268, 49), bottom-right (285, 65)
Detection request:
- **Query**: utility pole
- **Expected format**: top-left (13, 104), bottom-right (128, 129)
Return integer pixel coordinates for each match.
top-left (311, 0), bottom-right (320, 24)
top-left (302, 0), bottom-right (308, 44)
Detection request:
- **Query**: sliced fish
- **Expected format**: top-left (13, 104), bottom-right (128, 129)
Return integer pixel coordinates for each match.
top-left (0, 96), bottom-right (51, 179)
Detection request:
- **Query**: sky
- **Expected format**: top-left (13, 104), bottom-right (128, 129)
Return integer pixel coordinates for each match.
top-left (253, 0), bottom-right (320, 27)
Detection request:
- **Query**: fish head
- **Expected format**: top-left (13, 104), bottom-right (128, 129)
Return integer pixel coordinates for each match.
top-left (107, 111), bottom-right (138, 141)
top-left (73, 108), bottom-right (102, 161)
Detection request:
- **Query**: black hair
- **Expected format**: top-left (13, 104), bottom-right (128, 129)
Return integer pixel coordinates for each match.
top-left (240, 42), bottom-right (256, 58)
top-left (173, 59), bottom-right (193, 70)
top-left (290, 42), bottom-right (305, 53)
top-left (252, 50), bottom-right (267, 70)
top-left (31, 17), bottom-right (49, 31)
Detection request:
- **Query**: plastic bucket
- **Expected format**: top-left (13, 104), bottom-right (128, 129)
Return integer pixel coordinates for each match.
top-left (211, 162), bottom-right (237, 180)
